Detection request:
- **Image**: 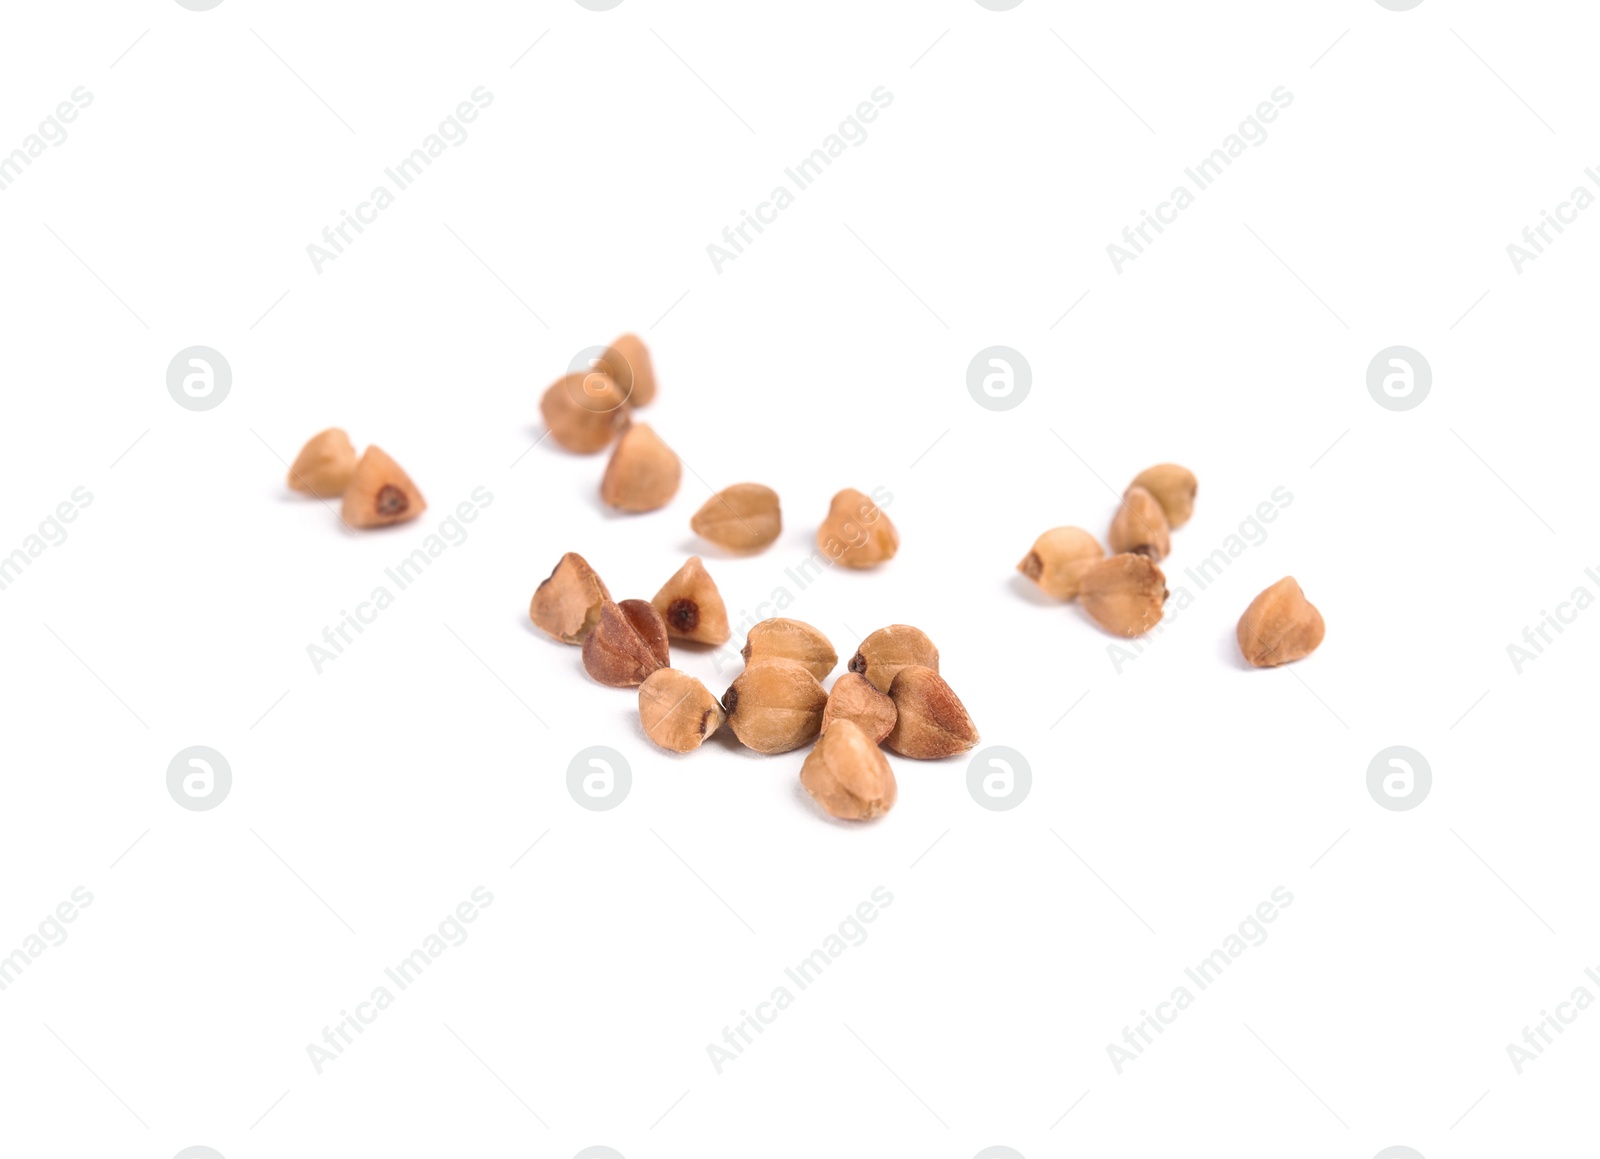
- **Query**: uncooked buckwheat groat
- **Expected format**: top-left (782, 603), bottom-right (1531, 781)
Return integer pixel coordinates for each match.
top-left (600, 422), bottom-right (681, 512)
top-left (598, 333), bottom-right (657, 408)
top-left (721, 661), bottom-right (828, 754)
top-left (651, 556), bottom-right (730, 646)
top-left (690, 483), bottom-right (782, 551)
top-left (820, 672), bottom-right (897, 744)
top-left (740, 618), bottom-right (837, 681)
top-left (1130, 463), bottom-right (1197, 529)
top-left (530, 552), bottom-right (611, 644)
top-left (883, 666), bottom-right (979, 759)
top-left (1237, 576), bottom-right (1325, 667)
top-left (288, 428), bottom-right (357, 498)
top-left (1108, 485), bottom-right (1171, 561)
top-left (1079, 553), bottom-right (1168, 637)
top-left (540, 371), bottom-right (629, 453)
top-left (638, 668), bottom-right (725, 752)
top-left (341, 446), bottom-right (426, 528)
top-left (800, 720), bottom-right (897, 820)
top-left (1017, 526), bottom-right (1104, 600)
top-left (582, 599), bottom-right (670, 686)
top-left (848, 625), bottom-right (939, 693)
top-left (818, 488), bottom-right (898, 568)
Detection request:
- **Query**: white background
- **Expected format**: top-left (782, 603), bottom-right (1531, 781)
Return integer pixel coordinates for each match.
top-left (0, 1), bottom-right (1596, 1157)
